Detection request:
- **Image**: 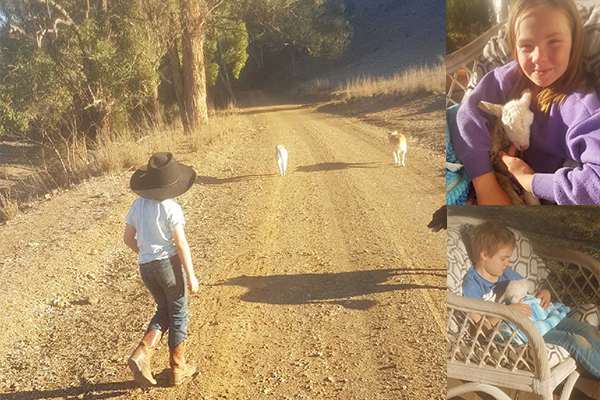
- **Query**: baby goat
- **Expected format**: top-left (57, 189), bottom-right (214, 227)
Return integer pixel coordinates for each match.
top-left (478, 89), bottom-right (540, 205)
top-left (275, 145), bottom-right (288, 176)
top-left (388, 131), bottom-right (407, 166)
top-left (497, 278), bottom-right (529, 304)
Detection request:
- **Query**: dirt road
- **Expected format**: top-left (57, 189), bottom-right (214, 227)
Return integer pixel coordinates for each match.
top-left (0, 91), bottom-right (446, 399)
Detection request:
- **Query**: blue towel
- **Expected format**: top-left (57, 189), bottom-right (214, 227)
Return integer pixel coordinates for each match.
top-left (495, 295), bottom-right (570, 345)
top-left (446, 104), bottom-right (470, 205)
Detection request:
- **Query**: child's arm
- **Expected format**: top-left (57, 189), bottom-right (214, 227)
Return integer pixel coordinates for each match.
top-left (472, 173), bottom-right (513, 205)
top-left (529, 101), bottom-right (600, 205)
top-left (452, 62), bottom-right (543, 204)
top-left (468, 302), bottom-right (532, 335)
top-left (172, 224), bottom-right (199, 294)
top-left (124, 224), bottom-right (139, 254)
top-left (452, 63), bottom-right (517, 197)
top-left (500, 151), bottom-right (535, 193)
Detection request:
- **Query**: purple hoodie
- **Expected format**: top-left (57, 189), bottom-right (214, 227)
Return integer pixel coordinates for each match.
top-left (453, 60), bottom-right (600, 205)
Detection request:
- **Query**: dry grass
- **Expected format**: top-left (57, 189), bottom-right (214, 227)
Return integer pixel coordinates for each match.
top-left (0, 110), bottom-right (246, 222)
top-left (190, 107), bottom-right (243, 151)
top-left (294, 78), bottom-right (335, 97)
top-left (0, 191), bottom-right (18, 222)
top-left (337, 58), bottom-right (445, 100)
top-left (93, 126), bottom-right (180, 175)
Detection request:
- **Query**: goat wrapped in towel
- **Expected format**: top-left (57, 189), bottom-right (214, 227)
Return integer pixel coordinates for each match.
top-left (493, 295), bottom-right (570, 345)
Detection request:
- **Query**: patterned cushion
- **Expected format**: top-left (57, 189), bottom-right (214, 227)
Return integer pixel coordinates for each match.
top-left (568, 303), bottom-right (600, 328)
top-left (533, 343), bottom-right (572, 369)
top-left (447, 216), bottom-right (548, 295)
top-left (463, 1), bottom-right (600, 101)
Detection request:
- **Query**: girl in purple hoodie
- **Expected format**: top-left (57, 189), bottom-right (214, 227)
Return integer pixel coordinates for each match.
top-left (452, 0), bottom-right (600, 205)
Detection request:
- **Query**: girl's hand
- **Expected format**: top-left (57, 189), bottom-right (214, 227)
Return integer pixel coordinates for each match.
top-left (499, 151), bottom-right (535, 192)
top-left (534, 289), bottom-right (551, 310)
top-left (188, 275), bottom-right (199, 294)
top-left (508, 301), bottom-right (532, 317)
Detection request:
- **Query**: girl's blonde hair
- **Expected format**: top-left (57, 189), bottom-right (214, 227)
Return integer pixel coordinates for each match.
top-left (507, 0), bottom-right (594, 113)
top-left (469, 221), bottom-right (516, 261)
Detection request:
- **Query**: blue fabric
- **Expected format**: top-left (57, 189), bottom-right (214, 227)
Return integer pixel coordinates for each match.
top-left (544, 317), bottom-right (600, 379)
top-left (462, 266), bottom-right (524, 302)
top-left (140, 255), bottom-right (188, 350)
top-left (446, 104), bottom-right (470, 205)
top-left (496, 295), bottom-right (570, 345)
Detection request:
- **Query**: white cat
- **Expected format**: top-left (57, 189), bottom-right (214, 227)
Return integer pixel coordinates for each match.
top-left (388, 131), bottom-right (407, 166)
top-left (275, 145), bottom-right (288, 176)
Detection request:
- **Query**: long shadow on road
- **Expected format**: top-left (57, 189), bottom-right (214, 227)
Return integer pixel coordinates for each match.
top-left (0, 380), bottom-right (137, 400)
top-left (238, 104), bottom-right (313, 116)
top-left (217, 268), bottom-right (446, 310)
top-left (196, 161), bottom-right (386, 184)
top-left (196, 173), bottom-right (277, 185)
top-left (295, 161), bottom-right (384, 173)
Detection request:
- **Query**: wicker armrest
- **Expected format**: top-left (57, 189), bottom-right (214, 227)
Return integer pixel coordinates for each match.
top-left (448, 292), bottom-right (552, 380)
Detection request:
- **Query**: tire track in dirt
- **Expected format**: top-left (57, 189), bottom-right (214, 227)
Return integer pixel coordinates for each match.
top-left (256, 91), bottom-right (446, 335)
top-left (255, 95), bottom-right (446, 398)
top-left (209, 91), bottom-right (445, 400)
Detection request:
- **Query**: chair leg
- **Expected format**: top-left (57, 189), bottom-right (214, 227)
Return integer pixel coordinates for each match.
top-left (558, 370), bottom-right (580, 400)
top-left (448, 382), bottom-right (512, 400)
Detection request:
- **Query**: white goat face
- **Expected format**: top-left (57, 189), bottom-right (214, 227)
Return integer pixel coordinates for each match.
top-left (501, 90), bottom-right (534, 152)
top-left (478, 89), bottom-right (534, 152)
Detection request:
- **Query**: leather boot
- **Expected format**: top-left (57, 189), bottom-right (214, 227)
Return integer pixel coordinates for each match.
top-left (169, 341), bottom-right (197, 385)
top-left (128, 329), bottom-right (162, 386)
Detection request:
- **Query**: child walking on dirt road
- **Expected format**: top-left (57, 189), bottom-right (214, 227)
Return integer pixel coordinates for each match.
top-left (123, 152), bottom-right (199, 386)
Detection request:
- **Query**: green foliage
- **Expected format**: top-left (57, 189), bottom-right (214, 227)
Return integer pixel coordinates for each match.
top-left (221, 22), bottom-right (249, 79)
top-left (204, 19), bottom-right (249, 87)
top-left (447, 0), bottom-right (495, 55)
top-left (0, 0), bottom-right (162, 140)
top-left (0, 0), bottom-right (353, 139)
top-left (313, 0), bottom-right (352, 59)
top-left (0, 37), bottom-right (73, 136)
top-left (239, 0), bottom-right (352, 60)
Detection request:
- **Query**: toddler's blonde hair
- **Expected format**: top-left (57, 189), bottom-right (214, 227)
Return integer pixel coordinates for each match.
top-left (470, 221), bottom-right (516, 261)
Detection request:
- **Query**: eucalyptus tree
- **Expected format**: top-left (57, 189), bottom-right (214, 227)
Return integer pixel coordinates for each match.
top-left (0, 0), bottom-right (161, 141)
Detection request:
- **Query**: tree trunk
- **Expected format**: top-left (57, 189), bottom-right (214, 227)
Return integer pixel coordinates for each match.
top-left (217, 40), bottom-right (236, 105)
top-left (180, 0), bottom-right (209, 132)
top-left (98, 0), bottom-right (109, 31)
top-left (168, 38), bottom-right (191, 133)
top-left (149, 85), bottom-right (163, 126)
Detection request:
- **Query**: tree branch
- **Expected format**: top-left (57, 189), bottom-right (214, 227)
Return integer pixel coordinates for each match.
top-left (207, 0), bottom-right (227, 17)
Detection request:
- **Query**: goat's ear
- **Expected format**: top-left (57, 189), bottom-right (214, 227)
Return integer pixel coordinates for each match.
top-left (520, 89), bottom-right (532, 104)
top-left (477, 101), bottom-right (503, 117)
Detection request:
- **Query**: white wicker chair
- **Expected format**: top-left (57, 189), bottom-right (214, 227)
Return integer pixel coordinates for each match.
top-left (447, 215), bottom-right (600, 400)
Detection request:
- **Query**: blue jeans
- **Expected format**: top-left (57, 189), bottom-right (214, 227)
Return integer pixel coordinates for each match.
top-left (139, 255), bottom-right (188, 350)
top-left (543, 317), bottom-right (600, 379)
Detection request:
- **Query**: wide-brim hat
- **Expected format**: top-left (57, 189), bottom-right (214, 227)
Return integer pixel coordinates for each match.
top-left (130, 152), bottom-right (196, 201)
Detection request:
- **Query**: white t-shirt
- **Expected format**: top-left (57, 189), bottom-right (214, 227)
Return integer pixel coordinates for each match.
top-left (125, 197), bottom-right (185, 264)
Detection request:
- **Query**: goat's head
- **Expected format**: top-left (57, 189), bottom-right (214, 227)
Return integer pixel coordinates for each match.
top-left (478, 89), bottom-right (534, 152)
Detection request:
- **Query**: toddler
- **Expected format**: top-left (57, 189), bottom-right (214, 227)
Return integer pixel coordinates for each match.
top-left (124, 152), bottom-right (199, 386)
top-left (463, 221), bottom-right (600, 379)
